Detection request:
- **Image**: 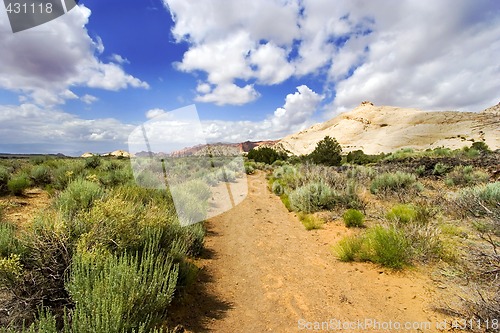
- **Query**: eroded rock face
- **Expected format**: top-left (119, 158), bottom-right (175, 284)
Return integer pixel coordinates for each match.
top-left (276, 103), bottom-right (500, 155)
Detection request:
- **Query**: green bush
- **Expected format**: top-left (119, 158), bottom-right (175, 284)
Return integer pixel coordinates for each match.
top-left (457, 182), bottom-right (500, 217)
top-left (334, 235), bottom-right (363, 262)
top-left (298, 213), bottom-right (323, 230)
top-left (30, 165), bottom-right (52, 186)
top-left (0, 221), bottom-right (24, 258)
top-left (386, 204), bottom-right (417, 224)
top-left (432, 162), bottom-right (451, 176)
top-left (346, 150), bottom-right (379, 165)
top-left (8, 174), bottom-right (31, 196)
top-left (343, 209), bottom-right (365, 228)
top-left (244, 163), bottom-right (255, 175)
top-left (471, 141), bottom-right (490, 153)
top-left (272, 180), bottom-right (284, 195)
top-left (247, 147), bottom-right (288, 165)
top-left (68, 237), bottom-right (178, 333)
top-left (56, 179), bottom-right (103, 218)
top-left (84, 155), bottom-right (101, 169)
top-left (444, 165), bottom-right (489, 186)
top-left (289, 181), bottom-right (336, 213)
top-left (369, 171), bottom-right (420, 196)
top-left (0, 166), bottom-right (9, 193)
top-left (363, 226), bottom-right (410, 269)
top-left (308, 136), bottom-right (342, 166)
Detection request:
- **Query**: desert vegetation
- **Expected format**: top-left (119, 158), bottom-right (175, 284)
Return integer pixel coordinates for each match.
top-left (1, 138), bottom-right (498, 332)
top-left (261, 139), bottom-right (499, 326)
top-left (0, 156), bottom-right (215, 332)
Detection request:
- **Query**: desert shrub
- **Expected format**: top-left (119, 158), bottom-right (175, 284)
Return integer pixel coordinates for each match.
top-left (84, 155), bottom-right (101, 169)
top-left (415, 165), bottom-right (426, 177)
top-left (272, 165), bottom-right (301, 189)
top-left (444, 165), bottom-right (489, 186)
top-left (247, 147), bottom-right (288, 165)
top-left (30, 165), bottom-right (52, 186)
top-left (456, 182), bottom-right (500, 217)
top-left (289, 181), bottom-right (336, 213)
top-left (0, 166), bottom-right (9, 193)
top-left (363, 226), bottom-right (410, 269)
top-left (0, 221), bottom-right (24, 258)
top-left (244, 163), bottom-right (255, 175)
top-left (7, 174), bottom-right (31, 196)
top-left (334, 235), bottom-right (363, 262)
top-left (216, 168), bottom-right (236, 182)
top-left (432, 162), bottom-right (451, 176)
top-left (346, 150), bottom-right (379, 165)
top-left (308, 136), bottom-right (342, 166)
top-left (343, 209), bottom-right (365, 228)
top-left (346, 165), bottom-right (376, 181)
top-left (403, 223), bottom-right (445, 262)
top-left (369, 171), bottom-right (421, 196)
top-left (471, 141), bottom-right (490, 153)
top-left (76, 197), bottom-right (144, 252)
top-left (3, 212), bottom-right (73, 326)
top-left (55, 179), bottom-right (103, 218)
top-left (298, 213), bottom-right (323, 230)
top-left (272, 180), bottom-right (284, 195)
top-left (68, 236), bottom-right (178, 333)
top-left (386, 204), bottom-right (418, 224)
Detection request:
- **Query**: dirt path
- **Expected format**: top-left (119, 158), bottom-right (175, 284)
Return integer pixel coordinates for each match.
top-left (170, 172), bottom-right (449, 332)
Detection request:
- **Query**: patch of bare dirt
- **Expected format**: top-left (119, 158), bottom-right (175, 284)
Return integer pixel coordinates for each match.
top-left (0, 188), bottom-right (51, 228)
top-left (169, 173), bottom-right (452, 332)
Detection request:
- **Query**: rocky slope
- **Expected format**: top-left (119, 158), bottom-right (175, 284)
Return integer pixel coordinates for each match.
top-left (278, 101), bottom-right (499, 155)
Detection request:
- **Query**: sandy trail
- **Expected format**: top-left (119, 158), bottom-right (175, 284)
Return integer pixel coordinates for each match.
top-left (169, 172), bottom-right (448, 333)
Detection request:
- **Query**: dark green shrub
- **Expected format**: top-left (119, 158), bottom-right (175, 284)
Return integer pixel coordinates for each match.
top-left (308, 136), bottom-right (342, 166)
top-left (30, 165), bottom-right (52, 186)
top-left (471, 141), bottom-right (490, 153)
top-left (247, 147), bottom-right (288, 165)
top-left (84, 155), bottom-right (101, 169)
top-left (0, 166), bottom-right (9, 193)
top-left (343, 209), bottom-right (365, 228)
top-left (8, 174), bottom-right (31, 196)
top-left (346, 150), bottom-right (378, 165)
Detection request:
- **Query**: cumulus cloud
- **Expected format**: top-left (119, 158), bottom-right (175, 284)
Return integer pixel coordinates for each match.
top-left (146, 108), bottom-right (167, 119)
top-left (81, 94), bottom-right (98, 104)
top-left (0, 5), bottom-right (149, 107)
top-left (0, 104), bottom-right (134, 155)
top-left (164, 0), bottom-right (499, 111)
top-left (201, 85), bottom-right (323, 142)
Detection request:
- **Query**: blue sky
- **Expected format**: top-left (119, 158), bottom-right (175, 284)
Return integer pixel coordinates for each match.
top-left (0, 0), bottom-right (498, 155)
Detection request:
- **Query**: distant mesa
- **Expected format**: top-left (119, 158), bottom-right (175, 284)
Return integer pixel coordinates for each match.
top-left (80, 150), bottom-right (133, 158)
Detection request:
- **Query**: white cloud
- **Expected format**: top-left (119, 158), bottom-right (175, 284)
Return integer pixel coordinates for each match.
top-left (146, 108), bottom-right (167, 119)
top-left (81, 94), bottom-right (98, 104)
top-left (110, 54), bottom-right (130, 65)
top-left (201, 85), bottom-right (323, 142)
top-left (194, 83), bottom-right (259, 106)
top-left (0, 5), bottom-right (149, 107)
top-left (0, 103), bottom-right (134, 154)
top-left (164, 0), bottom-right (500, 112)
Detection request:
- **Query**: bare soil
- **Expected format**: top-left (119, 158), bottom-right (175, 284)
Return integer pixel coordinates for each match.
top-left (169, 172), bottom-right (451, 332)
